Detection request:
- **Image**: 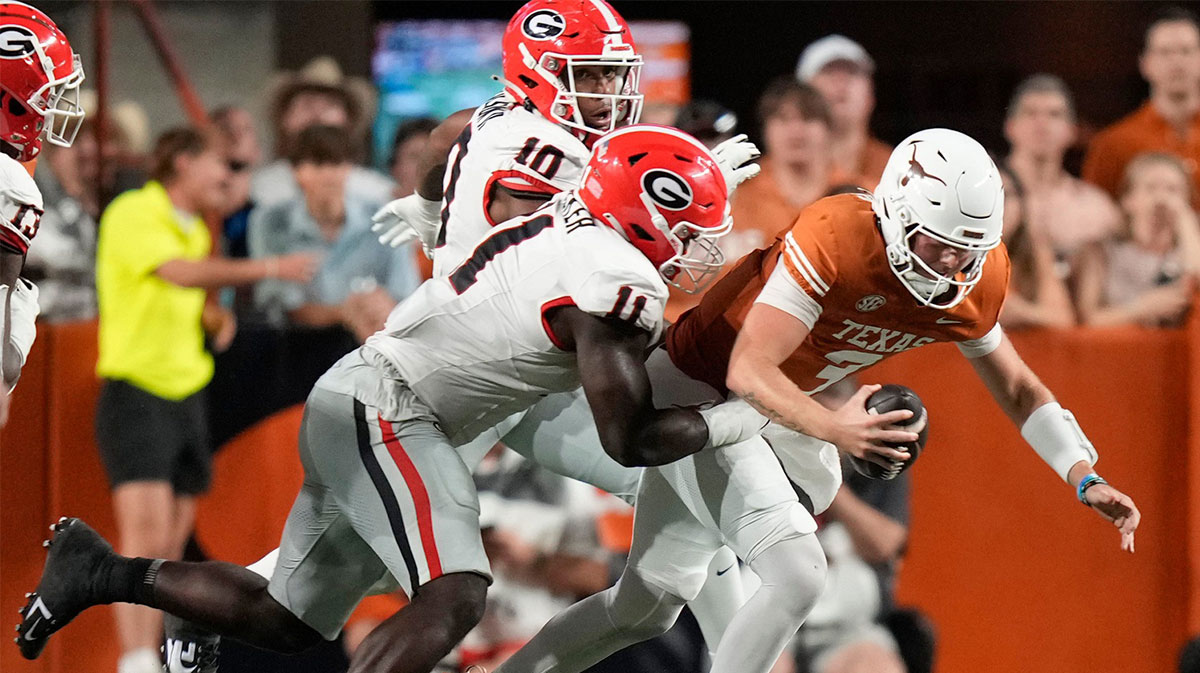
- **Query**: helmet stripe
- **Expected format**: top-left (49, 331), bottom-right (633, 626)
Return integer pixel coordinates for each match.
top-left (588, 0), bottom-right (622, 31)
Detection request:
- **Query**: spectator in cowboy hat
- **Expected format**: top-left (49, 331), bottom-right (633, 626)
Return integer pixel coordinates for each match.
top-left (251, 56), bottom-right (393, 209)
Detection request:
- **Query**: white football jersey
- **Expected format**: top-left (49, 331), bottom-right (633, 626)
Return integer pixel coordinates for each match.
top-left (0, 153), bottom-right (43, 254)
top-left (368, 193), bottom-right (667, 445)
top-left (432, 92), bottom-right (590, 278)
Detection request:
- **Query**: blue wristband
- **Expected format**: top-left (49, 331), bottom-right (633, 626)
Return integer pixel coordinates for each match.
top-left (1077, 474), bottom-right (1107, 505)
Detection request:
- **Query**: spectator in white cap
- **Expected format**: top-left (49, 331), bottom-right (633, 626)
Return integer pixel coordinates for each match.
top-left (796, 34), bottom-right (892, 187)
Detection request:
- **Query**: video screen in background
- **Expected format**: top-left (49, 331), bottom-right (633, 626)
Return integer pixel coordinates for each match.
top-left (372, 19), bottom-right (690, 169)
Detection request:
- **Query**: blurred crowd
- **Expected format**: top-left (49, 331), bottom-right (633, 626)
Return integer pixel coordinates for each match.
top-left (39, 5), bottom-right (1200, 673)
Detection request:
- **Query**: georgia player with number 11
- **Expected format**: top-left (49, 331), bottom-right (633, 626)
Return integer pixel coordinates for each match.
top-left (16, 125), bottom-right (770, 673)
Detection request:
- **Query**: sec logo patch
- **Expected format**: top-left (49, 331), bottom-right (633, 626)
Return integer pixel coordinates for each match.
top-left (856, 294), bottom-right (886, 312)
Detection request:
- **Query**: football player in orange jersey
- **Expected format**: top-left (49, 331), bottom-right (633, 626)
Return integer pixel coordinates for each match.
top-left (720, 128), bottom-right (1139, 547)
top-left (498, 129), bottom-right (1139, 673)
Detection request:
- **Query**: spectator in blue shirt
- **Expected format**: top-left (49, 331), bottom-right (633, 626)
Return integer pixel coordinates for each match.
top-left (249, 125), bottom-right (420, 341)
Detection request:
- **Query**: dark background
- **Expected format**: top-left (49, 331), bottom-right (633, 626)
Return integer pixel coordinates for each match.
top-left (365, 0), bottom-right (1168, 158)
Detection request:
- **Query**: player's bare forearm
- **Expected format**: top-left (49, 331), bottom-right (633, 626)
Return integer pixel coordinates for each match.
top-left (557, 307), bottom-right (708, 467)
top-left (416, 108), bottom-right (475, 201)
top-left (0, 250), bottom-right (23, 387)
top-left (727, 303), bottom-right (831, 439)
top-left (733, 368), bottom-right (832, 440)
top-left (967, 334), bottom-right (1055, 425)
top-left (155, 257), bottom-right (269, 289)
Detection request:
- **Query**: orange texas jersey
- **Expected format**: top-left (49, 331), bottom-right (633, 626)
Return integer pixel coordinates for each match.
top-left (666, 193), bottom-right (1011, 395)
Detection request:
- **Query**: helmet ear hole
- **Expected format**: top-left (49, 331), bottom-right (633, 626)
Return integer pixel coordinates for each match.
top-left (7, 95), bottom-right (27, 117)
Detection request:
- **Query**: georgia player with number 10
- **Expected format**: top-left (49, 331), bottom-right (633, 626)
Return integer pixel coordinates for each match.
top-left (16, 125), bottom-right (771, 673)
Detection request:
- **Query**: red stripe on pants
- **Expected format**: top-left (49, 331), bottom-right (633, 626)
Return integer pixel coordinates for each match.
top-left (377, 414), bottom-right (443, 579)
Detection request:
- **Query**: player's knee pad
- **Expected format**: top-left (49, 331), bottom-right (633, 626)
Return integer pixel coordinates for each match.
top-left (605, 569), bottom-right (687, 640)
top-left (749, 533), bottom-right (827, 622)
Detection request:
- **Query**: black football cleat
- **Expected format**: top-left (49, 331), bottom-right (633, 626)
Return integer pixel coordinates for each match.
top-left (16, 517), bottom-right (115, 660)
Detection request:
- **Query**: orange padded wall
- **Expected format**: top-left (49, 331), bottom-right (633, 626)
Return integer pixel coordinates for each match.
top-left (1, 321), bottom-right (1194, 673)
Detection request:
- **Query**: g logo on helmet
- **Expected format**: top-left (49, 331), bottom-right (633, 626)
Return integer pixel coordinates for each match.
top-left (522, 9), bottom-right (566, 41)
top-left (642, 169), bottom-right (693, 211)
top-left (0, 25), bottom-right (36, 60)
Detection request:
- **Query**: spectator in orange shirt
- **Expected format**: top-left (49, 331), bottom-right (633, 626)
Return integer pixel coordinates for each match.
top-left (1082, 7), bottom-right (1200, 199)
top-left (1005, 74), bottom-right (1121, 288)
top-left (796, 34), bottom-right (892, 188)
top-left (728, 78), bottom-right (835, 260)
top-left (669, 80), bottom-right (837, 323)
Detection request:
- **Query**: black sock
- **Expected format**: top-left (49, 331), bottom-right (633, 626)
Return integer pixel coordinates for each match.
top-left (95, 556), bottom-right (157, 605)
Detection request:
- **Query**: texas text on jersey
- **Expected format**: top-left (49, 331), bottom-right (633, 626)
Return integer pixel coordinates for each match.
top-left (0, 152), bottom-right (44, 254)
top-left (666, 193), bottom-right (1011, 395)
top-left (368, 191), bottom-right (667, 445)
top-left (433, 92), bottom-right (591, 277)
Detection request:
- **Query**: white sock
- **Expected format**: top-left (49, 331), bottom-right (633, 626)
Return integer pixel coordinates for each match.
top-left (117, 647), bottom-right (162, 673)
top-left (686, 545), bottom-right (747, 655)
top-left (496, 571), bottom-right (686, 673)
top-left (709, 534), bottom-right (827, 673)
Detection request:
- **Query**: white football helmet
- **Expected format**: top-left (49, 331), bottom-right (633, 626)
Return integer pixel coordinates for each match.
top-left (872, 128), bottom-right (1003, 309)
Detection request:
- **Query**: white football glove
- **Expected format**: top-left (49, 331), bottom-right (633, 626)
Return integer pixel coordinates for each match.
top-left (371, 193), bottom-right (444, 256)
top-left (711, 133), bottom-right (762, 197)
top-left (3, 278), bottom-right (39, 371)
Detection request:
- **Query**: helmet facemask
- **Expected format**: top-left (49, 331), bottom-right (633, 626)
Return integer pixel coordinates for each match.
top-left (30, 53), bottom-right (86, 149)
top-left (878, 194), bottom-right (998, 309)
top-left (521, 42), bottom-right (644, 137)
top-left (637, 190), bottom-right (732, 294)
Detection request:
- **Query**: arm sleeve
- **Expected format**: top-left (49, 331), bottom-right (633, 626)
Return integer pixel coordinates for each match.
top-left (754, 260), bottom-right (823, 328)
top-left (955, 322), bottom-right (1003, 358)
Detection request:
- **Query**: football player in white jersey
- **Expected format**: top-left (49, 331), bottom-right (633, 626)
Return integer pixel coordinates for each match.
top-left (370, 0), bottom-right (761, 657)
top-left (18, 126), bottom-right (770, 673)
top-left (0, 2), bottom-right (85, 427)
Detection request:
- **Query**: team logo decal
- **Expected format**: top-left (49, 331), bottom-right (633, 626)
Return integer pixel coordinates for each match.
top-left (856, 294), bottom-right (886, 312)
top-left (642, 169), bottom-right (692, 211)
top-left (522, 9), bottom-right (566, 41)
top-left (0, 25), bottom-right (36, 60)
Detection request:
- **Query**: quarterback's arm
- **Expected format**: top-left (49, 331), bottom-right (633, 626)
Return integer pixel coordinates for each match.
top-left (966, 328), bottom-right (1139, 550)
top-left (727, 303), bottom-right (916, 465)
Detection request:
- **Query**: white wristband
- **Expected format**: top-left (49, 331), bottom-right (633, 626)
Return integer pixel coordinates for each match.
top-left (1020, 402), bottom-right (1099, 482)
top-left (699, 397), bottom-right (769, 449)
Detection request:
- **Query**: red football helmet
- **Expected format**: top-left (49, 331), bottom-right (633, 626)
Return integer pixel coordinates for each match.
top-left (502, 0), bottom-right (643, 141)
top-left (578, 124), bottom-right (732, 294)
top-left (0, 2), bottom-right (85, 161)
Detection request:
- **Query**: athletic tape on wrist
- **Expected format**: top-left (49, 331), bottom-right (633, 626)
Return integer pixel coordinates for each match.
top-left (1020, 402), bottom-right (1099, 482)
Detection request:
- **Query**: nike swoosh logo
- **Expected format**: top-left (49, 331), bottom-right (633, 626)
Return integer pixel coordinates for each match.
top-left (716, 565), bottom-right (734, 576)
top-left (936, 317), bottom-right (962, 324)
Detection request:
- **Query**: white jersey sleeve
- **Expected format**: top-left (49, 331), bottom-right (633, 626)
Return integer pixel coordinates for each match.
top-left (434, 93), bottom-right (590, 277)
top-left (560, 216), bottom-right (669, 343)
top-left (0, 154), bottom-right (43, 254)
